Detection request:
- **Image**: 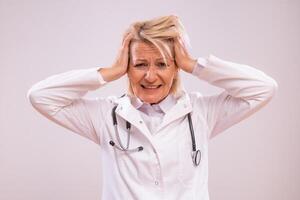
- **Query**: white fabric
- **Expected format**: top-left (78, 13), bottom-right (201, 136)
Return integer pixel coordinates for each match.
top-left (27, 54), bottom-right (278, 200)
top-left (131, 93), bottom-right (176, 134)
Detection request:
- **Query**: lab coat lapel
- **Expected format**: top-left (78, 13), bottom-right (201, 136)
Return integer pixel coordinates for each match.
top-left (156, 92), bottom-right (193, 132)
top-left (114, 95), bottom-right (152, 138)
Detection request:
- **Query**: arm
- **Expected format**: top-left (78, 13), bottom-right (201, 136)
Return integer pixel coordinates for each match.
top-left (27, 67), bottom-right (111, 145)
top-left (192, 55), bottom-right (278, 139)
top-left (27, 30), bottom-right (133, 145)
top-left (173, 36), bottom-right (278, 139)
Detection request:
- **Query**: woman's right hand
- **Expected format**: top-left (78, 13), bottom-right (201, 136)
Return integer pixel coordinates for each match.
top-left (98, 30), bottom-right (133, 82)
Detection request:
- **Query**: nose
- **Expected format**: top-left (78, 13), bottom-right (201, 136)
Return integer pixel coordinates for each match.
top-left (144, 67), bottom-right (158, 82)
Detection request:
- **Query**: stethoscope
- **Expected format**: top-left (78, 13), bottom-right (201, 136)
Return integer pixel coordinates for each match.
top-left (109, 105), bottom-right (202, 166)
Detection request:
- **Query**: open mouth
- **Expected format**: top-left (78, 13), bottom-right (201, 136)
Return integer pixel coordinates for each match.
top-left (141, 84), bottom-right (162, 89)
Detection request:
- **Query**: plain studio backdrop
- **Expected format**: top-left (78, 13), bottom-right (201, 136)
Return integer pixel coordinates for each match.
top-left (0, 0), bottom-right (299, 199)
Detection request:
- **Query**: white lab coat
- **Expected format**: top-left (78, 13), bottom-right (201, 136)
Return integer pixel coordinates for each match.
top-left (27, 54), bottom-right (278, 200)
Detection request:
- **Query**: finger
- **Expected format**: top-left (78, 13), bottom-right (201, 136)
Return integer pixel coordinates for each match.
top-left (121, 30), bottom-right (131, 44)
top-left (174, 37), bottom-right (185, 53)
top-left (124, 32), bottom-right (133, 42)
top-left (177, 36), bottom-right (186, 48)
top-left (122, 32), bottom-right (133, 46)
top-left (174, 36), bottom-right (181, 46)
top-left (173, 37), bottom-right (182, 51)
top-left (177, 37), bottom-right (189, 56)
top-left (174, 36), bottom-right (185, 50)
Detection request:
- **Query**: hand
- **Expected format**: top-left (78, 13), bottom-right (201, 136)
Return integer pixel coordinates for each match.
top-left (112, 30), bottom-right (133, 74)
top-left (99, 30), bottom-right (133, 82)
top-left (173, 35), bottom-right (197, 73)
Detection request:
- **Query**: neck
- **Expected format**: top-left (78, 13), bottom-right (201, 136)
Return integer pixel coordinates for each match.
top-left (149, 95), bottom-right (169, 105)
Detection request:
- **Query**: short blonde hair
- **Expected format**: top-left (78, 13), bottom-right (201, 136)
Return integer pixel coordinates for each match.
top-left (126, 14), bottom-right (190, 98)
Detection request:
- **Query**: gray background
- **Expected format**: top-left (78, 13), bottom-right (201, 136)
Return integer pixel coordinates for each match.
top-left (1, 0), bottom-right (299, 199)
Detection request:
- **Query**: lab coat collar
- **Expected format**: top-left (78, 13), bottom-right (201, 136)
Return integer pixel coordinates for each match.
top-left (114, 90), bottom-right (192, 136)
top-left (157, 90), bottom-right (192, 132)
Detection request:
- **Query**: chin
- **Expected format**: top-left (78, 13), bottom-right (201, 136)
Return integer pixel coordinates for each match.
top-left (142, 97), bottom-right (164, 104)
top-left (141, 96), bottom-right (161, 104)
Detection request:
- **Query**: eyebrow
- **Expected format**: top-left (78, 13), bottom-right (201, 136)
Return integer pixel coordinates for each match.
top-left (135, 58), bottom-right (172, 62)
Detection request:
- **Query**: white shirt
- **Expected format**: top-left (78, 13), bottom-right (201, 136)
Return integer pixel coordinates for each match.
top-left (131, 94), bottom-right (176, 134)
top-left (27, 54), bottom-right (278, 200)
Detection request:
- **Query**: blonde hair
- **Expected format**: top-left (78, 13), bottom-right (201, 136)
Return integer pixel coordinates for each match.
top-left (126, 14), bottom-right (190, 98)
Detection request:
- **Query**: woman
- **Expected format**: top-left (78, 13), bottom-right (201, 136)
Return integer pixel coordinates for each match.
top-left (27, 15), bottom-right (278, 200)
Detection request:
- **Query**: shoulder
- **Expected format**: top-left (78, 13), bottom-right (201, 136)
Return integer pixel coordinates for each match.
top-left (79, 95), bottom-right (119, 110)
top-left (95, 94), bottom-right (133, 108)
top-left (187, 91), bottom-right (204, 102)
top-left (186, 91), bottom-right (208, 109)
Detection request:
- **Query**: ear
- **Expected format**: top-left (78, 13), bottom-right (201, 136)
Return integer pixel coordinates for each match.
top-left (173, 66), bottom-right (179, 80)
top-left (174, 61), bottom-right (180, 74)
top-left (173, 57), bottom-right (180, 70)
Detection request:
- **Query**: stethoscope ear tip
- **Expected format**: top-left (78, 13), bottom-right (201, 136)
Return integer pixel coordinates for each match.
top-left (138, 146), bottom-right (143, 151)
top-left (109, 140), bottom-right (115, 146)
top-left (109, 140), bottom-right (143, 152)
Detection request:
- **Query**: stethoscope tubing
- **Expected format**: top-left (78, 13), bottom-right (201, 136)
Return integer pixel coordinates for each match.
top-left (109, 105), bottom-right (201, 166)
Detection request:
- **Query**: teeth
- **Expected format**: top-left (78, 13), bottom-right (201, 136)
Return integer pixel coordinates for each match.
top-left (143, 85), bottom-right (161, 89)
top-left (146, 86), bottom-right (158, 88)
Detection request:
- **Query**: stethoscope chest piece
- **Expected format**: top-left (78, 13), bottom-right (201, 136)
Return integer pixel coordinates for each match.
top-left (191, 149), bottom-right (201, 166)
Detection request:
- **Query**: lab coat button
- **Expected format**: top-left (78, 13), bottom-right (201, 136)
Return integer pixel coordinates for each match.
top-left (154, 181), bottom-right (159, 185)
top-left (139, 120), bottom-right (143, 124)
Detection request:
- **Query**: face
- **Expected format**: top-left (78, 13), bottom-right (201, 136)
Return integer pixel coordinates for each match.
top-left (128, 40), bottom-right (178, 104)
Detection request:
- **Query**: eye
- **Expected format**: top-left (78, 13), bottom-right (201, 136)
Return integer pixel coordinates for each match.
top-left (134, 63), bottom-right (147, 67)
top-left (157, 62), bottom-right (167, 68)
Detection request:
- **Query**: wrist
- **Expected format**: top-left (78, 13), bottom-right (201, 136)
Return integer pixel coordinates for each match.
top-left (98, 67), bottom-right (125, 82)
top-left (186, 58), bottom-right (197, 73)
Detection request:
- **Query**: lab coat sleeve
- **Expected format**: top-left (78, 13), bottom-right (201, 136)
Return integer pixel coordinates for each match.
top-left (27, 67), bottom-right (110, 146)
top-left (191, 54), bottom-right (278, 139)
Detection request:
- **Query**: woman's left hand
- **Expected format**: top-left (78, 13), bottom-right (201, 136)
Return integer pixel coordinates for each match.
top-left (173, 35), bottom-right (197, 73)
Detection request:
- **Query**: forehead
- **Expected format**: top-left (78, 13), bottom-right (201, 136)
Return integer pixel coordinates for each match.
top-left (130, 40), bottom-right (173, 61)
